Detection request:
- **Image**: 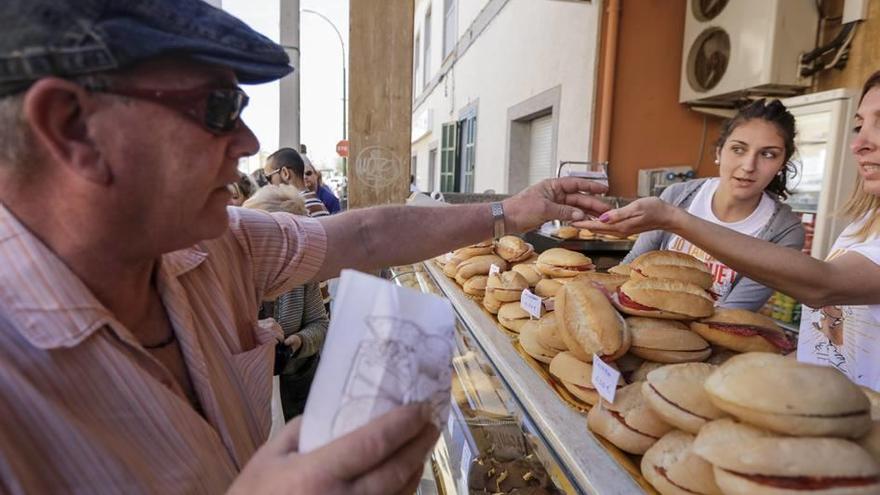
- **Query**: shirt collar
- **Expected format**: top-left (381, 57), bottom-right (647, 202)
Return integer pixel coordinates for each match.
top-left (0, 204), bottom-right (208, 349)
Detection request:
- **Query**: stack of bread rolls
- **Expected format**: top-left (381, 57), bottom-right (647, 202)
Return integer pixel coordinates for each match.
top-left (629, 353), bottom-right (880, 495)
top-left (436, 244), bottom-right (880, 493)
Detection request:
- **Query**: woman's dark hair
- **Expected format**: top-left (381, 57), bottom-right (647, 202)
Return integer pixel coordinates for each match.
top-left (715, 98), bottom-right (797, 199)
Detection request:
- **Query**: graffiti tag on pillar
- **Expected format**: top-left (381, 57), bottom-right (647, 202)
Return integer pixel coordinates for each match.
top-left (355, 146), bottom-right (403, 191)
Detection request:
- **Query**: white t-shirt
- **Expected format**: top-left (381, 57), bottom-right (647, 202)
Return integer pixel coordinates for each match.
top-left (798, 212), bottom-right (880, 391)
top-left (666, 178), bottom-right (776, 300)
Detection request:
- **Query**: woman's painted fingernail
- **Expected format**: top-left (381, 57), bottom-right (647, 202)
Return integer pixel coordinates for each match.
top-left (599, 213), bottom-right (611, 222)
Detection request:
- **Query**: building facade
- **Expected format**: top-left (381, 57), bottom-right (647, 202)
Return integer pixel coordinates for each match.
top-left (410, 0), bottom-right (600, 194)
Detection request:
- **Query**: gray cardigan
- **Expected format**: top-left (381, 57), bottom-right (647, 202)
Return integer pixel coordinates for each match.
top-left (622, 178), bottom-right (806, 311)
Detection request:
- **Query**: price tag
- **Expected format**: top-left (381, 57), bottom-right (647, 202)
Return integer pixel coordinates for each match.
top-left (542, 298), bottom-right (555, 312)
top-left (520, 289), bottom-right (543, 318)
top-left (592, 355), bottom-right (621, 403)
top-left (489, 263), bottom-right (501, 276)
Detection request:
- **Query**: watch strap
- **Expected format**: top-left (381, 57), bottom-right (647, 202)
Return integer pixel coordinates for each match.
top-left (490, 202), bottom-right (505, 239)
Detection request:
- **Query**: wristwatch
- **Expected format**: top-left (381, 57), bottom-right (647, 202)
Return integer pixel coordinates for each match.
top-left (490, 202), bottom-right (505, 239)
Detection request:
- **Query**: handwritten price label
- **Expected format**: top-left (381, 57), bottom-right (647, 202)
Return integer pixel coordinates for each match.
top-left (520, 289), bottom-right (543, 318)
top-left (592, 355), bottom-right (621, 403)
top-left (489, 263), bottom-right (501, 276)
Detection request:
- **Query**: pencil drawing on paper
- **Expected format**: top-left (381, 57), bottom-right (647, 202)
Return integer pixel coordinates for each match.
top-left (330, 315), bottom-right (453, 436)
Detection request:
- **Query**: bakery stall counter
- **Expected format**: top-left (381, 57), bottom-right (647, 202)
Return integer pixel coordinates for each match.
top-left (393, 263), bottom-right (653, 494)
top-left (390, 265), bottom-right (578, 494)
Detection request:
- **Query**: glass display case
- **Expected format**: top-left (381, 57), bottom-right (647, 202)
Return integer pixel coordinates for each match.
top-left (390, 263), bottom-right (652, 494)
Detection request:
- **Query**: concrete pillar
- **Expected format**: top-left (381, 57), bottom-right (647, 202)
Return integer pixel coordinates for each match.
top-left (279, 0), bottom-right (301, 149)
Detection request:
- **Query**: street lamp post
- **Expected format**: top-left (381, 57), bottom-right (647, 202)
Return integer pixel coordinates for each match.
top-left (302, 9), bottom-right (347, 174)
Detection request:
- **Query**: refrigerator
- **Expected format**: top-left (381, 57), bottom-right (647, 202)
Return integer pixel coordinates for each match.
top-left (781, 88), bottom-right (860, 260)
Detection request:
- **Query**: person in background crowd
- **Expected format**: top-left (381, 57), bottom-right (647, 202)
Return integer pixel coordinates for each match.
top-left (623, 99), bottom-right (805, 310)
top-left (244, 186), bottom-right (328, 420)
top-left (0, 0), bottom-right (609, 492)
top-left (229, 170), bottom-right (257, 206)
top-left (250, 168), bottom-right (268, 188)
top-left (264, 148), bottom-right (333, 313)
top-left (308, 164), bottom-right (341, 214)
top-left (264, 148), bottom-right (329, 218)
top-left (583, 71), bottom-right (880, 392)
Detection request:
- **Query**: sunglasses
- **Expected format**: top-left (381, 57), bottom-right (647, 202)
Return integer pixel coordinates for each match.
top-left (86, 84), bottom-right (249, 134)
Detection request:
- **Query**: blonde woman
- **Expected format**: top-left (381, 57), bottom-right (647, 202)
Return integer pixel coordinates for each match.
top-left (583, 71), bottom-right (880, 391)
top-left (244, 185), bottom-right (329, 418)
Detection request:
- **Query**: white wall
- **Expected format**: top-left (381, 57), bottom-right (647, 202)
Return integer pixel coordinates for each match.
top-left (411, 0), bottom-right (600, 194)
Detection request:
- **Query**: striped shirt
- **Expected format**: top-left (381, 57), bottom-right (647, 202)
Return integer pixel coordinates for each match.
top-left (301, 189), bottom-right (329, 218)
top-left (0, 205), bottom-right (326, 494)
top-left (300, 189), bottom-right (332, 305)
top-left (273, 282), bottom-right (328, 374)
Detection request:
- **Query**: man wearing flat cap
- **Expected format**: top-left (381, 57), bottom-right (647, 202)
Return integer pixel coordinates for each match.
top-left (0, 0), bottom-right (608, 493)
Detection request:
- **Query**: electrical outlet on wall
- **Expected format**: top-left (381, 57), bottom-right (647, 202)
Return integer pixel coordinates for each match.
top-left (637, 166), bottom-right (695, 197)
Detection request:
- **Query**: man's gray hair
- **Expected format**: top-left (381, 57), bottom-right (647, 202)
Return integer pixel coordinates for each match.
top-left (0, 94), bottom-right (33, 166)
top-left (0, 74), bottom-right (118, 168)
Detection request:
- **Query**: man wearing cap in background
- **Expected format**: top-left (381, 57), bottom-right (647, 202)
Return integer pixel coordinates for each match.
top-left (0, 0), bottom-right (608, 493)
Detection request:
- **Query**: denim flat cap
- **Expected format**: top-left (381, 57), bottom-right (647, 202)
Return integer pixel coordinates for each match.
top-left (0, 0), bottom-right (293, 95)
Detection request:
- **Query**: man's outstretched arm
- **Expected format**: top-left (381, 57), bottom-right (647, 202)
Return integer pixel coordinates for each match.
top-left (313, 178), bottom-right (609, 281)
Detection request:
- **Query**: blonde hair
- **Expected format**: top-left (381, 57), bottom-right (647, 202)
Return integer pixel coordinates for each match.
top-left (842, 177), bottom-right (880, 241)
top-left (242, 184), bottom-right (308, 216)
top-left (840, 70), bottom-right (880, 241)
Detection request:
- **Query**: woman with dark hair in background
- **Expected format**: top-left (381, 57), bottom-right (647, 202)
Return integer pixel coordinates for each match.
top-left (623, 99), bottom-right (805, 310)
top-left (585, 72), bottom-right (880, 390)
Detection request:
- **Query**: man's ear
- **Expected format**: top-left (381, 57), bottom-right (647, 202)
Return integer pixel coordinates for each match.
top-left (22, 78), bottom-right (111, 184)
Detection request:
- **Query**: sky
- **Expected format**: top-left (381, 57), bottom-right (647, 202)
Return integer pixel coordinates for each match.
top-left (223, 0), bottom-right (350, 173)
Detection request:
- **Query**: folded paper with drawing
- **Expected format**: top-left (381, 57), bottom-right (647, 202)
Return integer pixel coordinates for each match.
top-left (299, 269), bottom-right (456, 452)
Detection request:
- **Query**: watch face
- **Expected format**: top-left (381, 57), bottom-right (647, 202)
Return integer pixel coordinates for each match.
top-left (693, 0), bottom-right (728, 21)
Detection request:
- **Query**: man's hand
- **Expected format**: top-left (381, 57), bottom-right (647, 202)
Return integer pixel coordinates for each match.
top-left (502, 177), bottom-right (610, 233)
top-left (228, 403), bottom-right (438, 495)
top-left (575, 197), bottom-right (678, 236)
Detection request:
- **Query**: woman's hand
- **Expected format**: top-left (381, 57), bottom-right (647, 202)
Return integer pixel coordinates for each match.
top-left (285, 334), bottom-right (303, 354)
top-left (575, 197), bottom-right (680, 236)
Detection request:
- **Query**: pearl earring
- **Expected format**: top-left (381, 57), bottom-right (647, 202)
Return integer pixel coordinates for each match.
top-left (714, 159), bottom-right (719, 164)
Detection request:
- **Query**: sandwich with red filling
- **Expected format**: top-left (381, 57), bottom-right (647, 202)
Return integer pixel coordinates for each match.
top-left (536, 248), bottom-right (595, 278)
top-left (587, 381), bottom-right (673, 454)
top-left (694, 419), bottom-right (880, 495)
top-left (641, 430), bottom-right (722, 495)
top-left (642, 363), bottom-right (727, 434)
top-left (690, 308), bottom-right (794, 353)
top-left (627, 317), bottom-right (711, 363)
top-left (615, 278), bottom-right (714, 320)
top-left (704, 353), bottom-right (872, 438)
top-left (630, 251), bottom-right (713, 290)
